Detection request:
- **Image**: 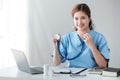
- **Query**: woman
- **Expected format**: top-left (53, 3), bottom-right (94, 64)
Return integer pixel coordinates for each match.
top-left (52, 3), bottom-right (110, 68)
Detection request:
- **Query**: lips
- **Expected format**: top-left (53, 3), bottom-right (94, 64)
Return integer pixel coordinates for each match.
top-left (78, 24), bottom-right (84, 28)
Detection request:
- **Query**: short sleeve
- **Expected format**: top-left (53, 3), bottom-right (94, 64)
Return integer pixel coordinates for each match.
top-left (97, 35), bottom-right (110, 62)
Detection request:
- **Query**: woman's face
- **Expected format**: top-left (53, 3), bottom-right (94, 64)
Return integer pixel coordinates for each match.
top-left (73, 11), bottom-right (90, 31)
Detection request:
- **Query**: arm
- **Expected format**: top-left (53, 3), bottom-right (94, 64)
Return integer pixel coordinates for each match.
top-left (90, 44), bottom-right (107, 68)
top-left (52, 37), bottom-right (62, 66)
top-left (83, 33), bottom-right (107, 68)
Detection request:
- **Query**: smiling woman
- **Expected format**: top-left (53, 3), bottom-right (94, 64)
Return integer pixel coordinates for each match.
top-left (52, 3), bottom-right (110, 68)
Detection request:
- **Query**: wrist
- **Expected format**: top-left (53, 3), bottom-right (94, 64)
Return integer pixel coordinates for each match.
top-left (90, 44), bottom-right (97, 52)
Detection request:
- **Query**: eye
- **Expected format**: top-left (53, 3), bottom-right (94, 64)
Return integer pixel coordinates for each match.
top-left (74, 17), bottom-right (78, 20)
top-left (81, 16), bottom-right (85, 19)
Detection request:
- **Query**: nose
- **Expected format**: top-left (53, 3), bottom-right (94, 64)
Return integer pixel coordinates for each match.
top-left (78, 19), bottom-right (82, 25)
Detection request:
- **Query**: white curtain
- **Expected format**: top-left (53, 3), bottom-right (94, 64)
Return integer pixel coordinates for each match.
top-left (0, 0), bottom-right (28, 69)
top-left (0, 0), bottom-right (15, 69)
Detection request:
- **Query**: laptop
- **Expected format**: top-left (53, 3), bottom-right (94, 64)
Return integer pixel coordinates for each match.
top-left (11, 49), bottom-right (43, 74)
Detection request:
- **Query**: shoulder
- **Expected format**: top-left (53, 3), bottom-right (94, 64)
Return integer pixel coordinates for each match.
top-left (61, 31), bottom-right (77, 44)
top-left (90, 30), bottom-right (105, 39)
top-left (90, 30), bottom-right (107, 44)
top-left (62, 31), bottom-right (77, 39)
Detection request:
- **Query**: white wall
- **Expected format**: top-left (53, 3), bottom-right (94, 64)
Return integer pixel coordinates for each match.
top-left (27, 0), bottom-right (120, 67)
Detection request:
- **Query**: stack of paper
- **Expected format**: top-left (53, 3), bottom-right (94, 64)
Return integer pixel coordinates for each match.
top-left (87, 68), bottom-right (102, 75)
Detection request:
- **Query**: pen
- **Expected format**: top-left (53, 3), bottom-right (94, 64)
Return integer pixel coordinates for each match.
top-left (70, 68), bottom-right (87, 77)
top-left (74, 68), bottom-right (87, 74)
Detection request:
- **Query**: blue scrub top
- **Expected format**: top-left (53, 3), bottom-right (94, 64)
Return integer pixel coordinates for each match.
top-left (53, 30), bottom-right (110, 68)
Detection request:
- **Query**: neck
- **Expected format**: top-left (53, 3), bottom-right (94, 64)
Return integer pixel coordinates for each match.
top-left (76, 28), bottom-right (90, 39)
top-left (77, 28), bottom-right (90, 36)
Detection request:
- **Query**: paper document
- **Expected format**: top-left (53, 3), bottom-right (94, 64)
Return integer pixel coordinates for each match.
top-left (87, 68), bottom-right (103, 75)
top-left (53, 67), bottom-right (87, 74)
top-left (70, 68), bottom-right (87, 74)
top-left (53, 67), bottom-right (71, 74)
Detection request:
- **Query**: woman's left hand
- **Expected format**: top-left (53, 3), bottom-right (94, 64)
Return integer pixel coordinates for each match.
top-left (82, 33), bottom-right (94, 48)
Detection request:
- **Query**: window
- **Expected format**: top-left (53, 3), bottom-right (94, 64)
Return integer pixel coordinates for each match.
top-left (0, 0), bottom-right (16, 69)
top-left (0, 0), bottom-right (28, 69)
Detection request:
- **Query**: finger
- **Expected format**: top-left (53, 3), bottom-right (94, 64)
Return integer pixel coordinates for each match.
top-left (52, 37), bottom-right (57, 43)
top-left (87, 33), bottom-right (91, 36)
top-left (83, 34), bottom-right (88, 39)
top-left (85, 33), bottom-right (89, 37)
top-left (83, 36), bottom-right (87, 41)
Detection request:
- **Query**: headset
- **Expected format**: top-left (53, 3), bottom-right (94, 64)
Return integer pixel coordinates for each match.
top-left (55, 34), bottom-right (83, 61)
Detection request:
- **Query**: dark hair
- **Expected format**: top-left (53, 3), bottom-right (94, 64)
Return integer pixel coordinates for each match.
top-left (71, 3), bottom-right (93, 31)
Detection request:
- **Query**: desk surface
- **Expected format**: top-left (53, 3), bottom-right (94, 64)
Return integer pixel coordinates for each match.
top-left (0, 67), bottom-right (120, 80)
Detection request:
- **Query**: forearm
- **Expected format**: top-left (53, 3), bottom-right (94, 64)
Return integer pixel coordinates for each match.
top-left (90, 45), bottom-right (107, 68)
top-left (53, 46), bottom-right (61, 66)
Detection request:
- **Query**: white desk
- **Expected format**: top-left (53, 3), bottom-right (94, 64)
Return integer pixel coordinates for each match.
top-left (0, 67), bottom-right (120, 80)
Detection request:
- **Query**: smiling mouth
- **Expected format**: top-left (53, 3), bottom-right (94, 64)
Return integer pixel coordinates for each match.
top-left (78, 24), bottom-right (84, 27)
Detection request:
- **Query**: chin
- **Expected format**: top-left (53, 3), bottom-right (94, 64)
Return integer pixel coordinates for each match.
top-left (78, 27), bottom-right (86, 31)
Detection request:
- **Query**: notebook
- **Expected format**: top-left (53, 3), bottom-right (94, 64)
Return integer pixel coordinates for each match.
top-left (11, 49), bottom-right (43, 74)
top-left (102, 67), bottom-right (120, 77)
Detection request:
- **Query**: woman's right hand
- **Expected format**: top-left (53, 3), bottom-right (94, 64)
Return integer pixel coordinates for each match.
top-left (52, 34), bottom-right (61, 48)
top-left (52, 35), bottom-right (62, 66)
top-left (52, 35), bottom-right (58, 48)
